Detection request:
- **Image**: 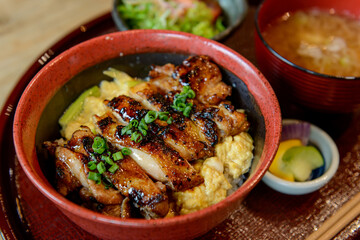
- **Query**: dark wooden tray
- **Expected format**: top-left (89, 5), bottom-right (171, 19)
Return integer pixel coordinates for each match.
top-left (1, 2), bottom-right (360, 239)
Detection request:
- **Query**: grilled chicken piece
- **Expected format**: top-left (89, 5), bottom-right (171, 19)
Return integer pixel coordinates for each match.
top-left (55, 159), bottom-right (82, 196)
top-left (174, 55), bottom-right (231, 105)
top-left (66, 128), bottom-right (94, 156)
top-left (158, 89), bottom-right (249, 141)
top-left (149, 55), bottom-right (231, 105)
top-left (130, 82), bottom-right (170, 112)
top-left (54, 146), bottom-right (123, 205)
top-left (130, 81), bottom-right (248, 144)
top-left (45, 136), bottom-right (121, 205)
top-left (105, 95), bottom-right (213, 161)
top-left (68, 127), bottom-right (169, 219)
top-left (101, 204), bottom-right (123, 217)
top-left (148, 63), bottom-right (180, 92)
top-left (95, 199), bottom-right (132, 218)
top-left (120, 197), bottom-right (132, 218)
top-left (192, 101), bottom-right (250, 139)
top-left (79, 187), bottom-right (131, 218)
top-left (94, 114), bottom-right (204, 191)
top-left (104, 158), bottom-right (169, 219)
top-left (130, 83), bottom-right (219, 146)
top-left (44, 140), bottom-right (82, 196)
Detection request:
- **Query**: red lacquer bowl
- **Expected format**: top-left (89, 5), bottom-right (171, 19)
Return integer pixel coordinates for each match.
top-left (255, 0), bottom-right (360, 113)
top-left (13, 30), bottom-right (281, 240)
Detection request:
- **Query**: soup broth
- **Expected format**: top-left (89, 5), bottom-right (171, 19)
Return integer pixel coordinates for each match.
top-left (262, 9), bottom-right (360, 77)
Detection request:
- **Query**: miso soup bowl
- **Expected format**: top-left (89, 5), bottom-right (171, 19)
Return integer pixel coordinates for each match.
top-left (255, 0), bottom-right (360, 113)
top-left (13, 30), bottom-right (281, 240)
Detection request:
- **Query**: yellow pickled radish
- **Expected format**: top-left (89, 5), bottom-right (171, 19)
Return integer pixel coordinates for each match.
top-left (269, 139), bottom-right (303, 181)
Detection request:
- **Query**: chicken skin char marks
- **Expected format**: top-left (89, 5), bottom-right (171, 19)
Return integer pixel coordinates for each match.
top-left (129, 55), bottom-right (249, 143)
top-left (44, 127), bottom-right (169, 219)
top-left (105, 95), bottom-right (214, 161)
top-left (44, 55), bottom-right (250, 219)
top-left (95, 55), bottom-right (249, 194)
top-left (94, 114), bottom-right (204, 192)
top-left (149, 55), bottom-right (232, 105)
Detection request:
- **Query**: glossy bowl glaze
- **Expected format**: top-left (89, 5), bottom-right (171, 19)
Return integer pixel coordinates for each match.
top-left (111, 0), bottom-right (248, 41)
top-left (262, 119), bottom-right (339, 195)
top-left (255, 0), bottom-right (360, 113)
top-left (13, 30), bottom-right (281, 240)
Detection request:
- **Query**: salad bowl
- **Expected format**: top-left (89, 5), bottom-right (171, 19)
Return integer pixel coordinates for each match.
top-left (112, 0), bottom-right (248, 41)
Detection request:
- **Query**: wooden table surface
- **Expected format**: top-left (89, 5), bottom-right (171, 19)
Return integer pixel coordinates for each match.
top-left (0, 0), bottom-right (112, 109)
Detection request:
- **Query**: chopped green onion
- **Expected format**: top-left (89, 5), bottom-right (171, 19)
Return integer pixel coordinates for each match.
top-left (159, 115), bottom-right (168, 121)
top-left (167, 117), bottom-right (173, 124)
top-left (174, 95), bottom-right (187, 105)
top-left (138, 127), bottom-right (147, 136)
top-left (131, 131), bottom-right (142, 143)
top-left (108, 164), bottom-right (119, 174)
top-left (122, 147), bottom-right (132, 156)
top-left (130, 119), bottom-right (139, 128)
top-left (88, 172), bottom-right (101, 184)
top-left (112, 151), bottom-right (123, 161)
top-left (158, 112), bottom-right (169, 121)
top-left (183, 105), bottom-right (192, 117)
top-left (181, 85), bottom-right (191, 94)
top-left (101, 155), bottom-right (110, 162)
top-left (97, 162), bottom-right (106, 174)
top-left (92, 137), bottom-right (107, 154)
top-left (120, 110), bottom-right (174, 144)
top-left (139, 118), bottom-right (148, 130)
top-left (121, 124), bottom-right (133, 135)
top-left (178, 102), bottom-right (187, 109)
top-left (171, 105), bottom-right (179, 111)
top-left (171, 86), bottom-right (195, 117)
top-left (106, 158), bottom-right (115, 165)
top-left (144, 111), bottom-right (158, 123)
top-left (174, 102), bottom-right (187, 111)
top-left (102, 155), bottom-right (114, 165)
top-left (187, 89), bottom-right (195, 99)
top-left (88, 161), bottom-right (97, 171)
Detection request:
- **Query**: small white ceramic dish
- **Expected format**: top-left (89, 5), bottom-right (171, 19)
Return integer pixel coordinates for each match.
top-left (262, 119), bottom-right (339, 195)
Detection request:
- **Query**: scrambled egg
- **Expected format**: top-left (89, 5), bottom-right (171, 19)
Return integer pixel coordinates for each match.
top-left (173, 132), bottom-right (254, 215)
top-left (61, 69), bottom-right (254, 215)
top-left (216, 133), bottom-right (254, 180)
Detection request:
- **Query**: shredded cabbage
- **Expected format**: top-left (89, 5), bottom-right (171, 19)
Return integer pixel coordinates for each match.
top-left (117, 0), bottom-right (226, 39)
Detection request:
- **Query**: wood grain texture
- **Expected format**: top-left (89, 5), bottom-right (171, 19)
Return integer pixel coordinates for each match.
top-left (0, 0), bottom-right (112, 109)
